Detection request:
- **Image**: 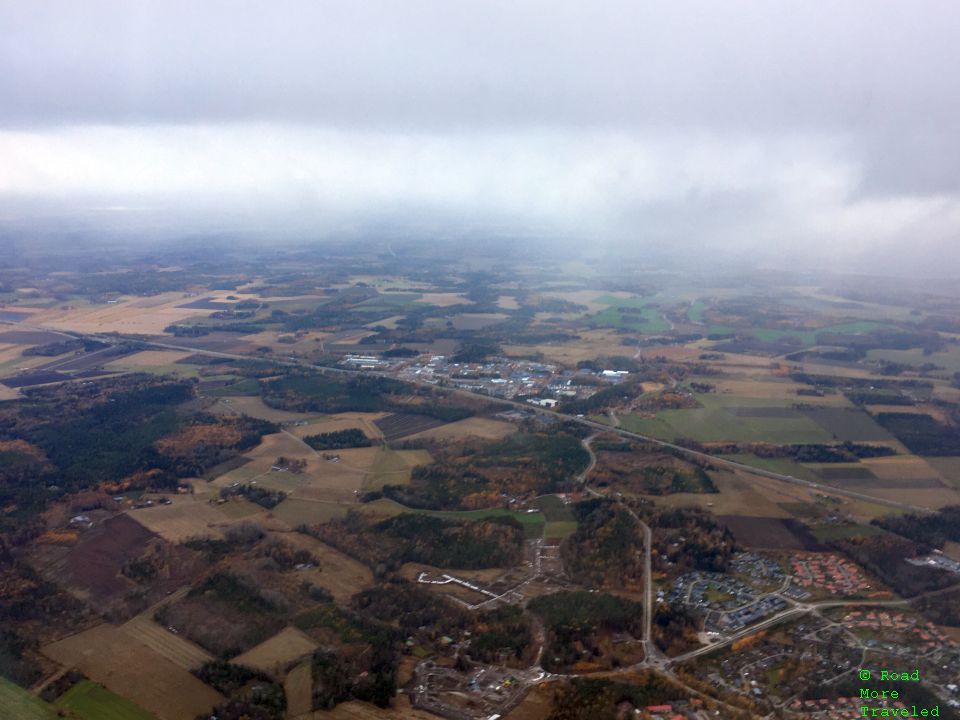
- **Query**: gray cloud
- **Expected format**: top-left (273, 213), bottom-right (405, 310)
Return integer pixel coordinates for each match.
top-left (1, 0), bottom-right (959, 273)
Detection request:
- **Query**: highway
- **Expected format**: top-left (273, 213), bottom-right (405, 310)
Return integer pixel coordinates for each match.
top-left (110, 332), bottom-right (936, 515)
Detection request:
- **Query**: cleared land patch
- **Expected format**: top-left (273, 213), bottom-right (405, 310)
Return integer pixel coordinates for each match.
top-left (231, 626), bottom-right (318, 674)
top-left (276, 533), bottom-right (375, 603)
top-left (285, 660), bottom-right (313, 717)
top-left (364, 447), bottom-right (433, 490)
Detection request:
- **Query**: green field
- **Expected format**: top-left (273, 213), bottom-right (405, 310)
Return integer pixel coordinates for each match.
top-left (543, 520), bottom-right (578, 539)
top-left (272, 497), bottom-right (351, 525)
top-left (206, 377), bottom-right (260, 396)
top-left (809, 523), bottom-right (886, 543)
top-left (750, 321), bottom-right (888, 346)
top-left (619, 394), bottom-right (833, 444)
top-left (532, 494), bottom-right (576, 522)
top-left (720, 454), bottom-right (820, 482)
top-left (866, 347), bottom-right (960, 373)
top-left (687, 299), bottom-right (705, 323)
top-left (706, 324), bottom-right (737, 336)
top-left (0, 678), bottom-right (57, 720)
top-left (533, 494), bottom-right (578, 539)
top-left (590, 295), bottom-right (671, 333)
top-left (55, 680), bottom-right (158, 720)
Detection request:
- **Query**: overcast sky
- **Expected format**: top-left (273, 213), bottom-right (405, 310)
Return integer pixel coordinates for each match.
top-left (2, 0), bottom-right (959, 273)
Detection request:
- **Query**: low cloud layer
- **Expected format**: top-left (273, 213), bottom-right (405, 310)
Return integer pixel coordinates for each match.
top-left (2, 1), bottom-right (959, 273)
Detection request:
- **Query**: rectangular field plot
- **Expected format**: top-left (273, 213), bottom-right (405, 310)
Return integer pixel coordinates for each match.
top-left (403, 416), bottom-right (516, 442)
top-left (620, 394), bottom-right (833, 444)
top-left (812, 465), bottom-right (876, 481)
top-left (721, 454), bottom-right (821, 482)
top-left (800, 407), bottom-right (896, 442)
top-left (231, 626), bottom-right (318, 674)
top-left (271, 498), bottom-right (351, 527)
top-left (924, 457), bottom-right (960, 489)
top-left (718, 515), bottom-right (822, 550)
top-left (374, 413), bottom-right (447, 441)
top-left (55, 679), bottom-right (159, 720)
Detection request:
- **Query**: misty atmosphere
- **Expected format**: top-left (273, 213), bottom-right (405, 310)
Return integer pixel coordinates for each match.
top-left (2, 1), bottom-right (960, 274)
top-left (1, 4), bottom-right (960, 720)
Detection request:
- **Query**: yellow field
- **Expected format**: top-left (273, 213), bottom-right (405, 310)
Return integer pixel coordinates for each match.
top-left (27, 292), bottom-right (204, 335)
top-left (642, 470), bottom-right (794, 518)
top-left (860, 455), bottom-right (945, 482)
top-left (0, 344), bottom-right (68, 374)
top-left (277, 532), bottom-right (374, 602)
top-left (284, 412), bottom-right (386, 441)
top-left (128, 497), bottom-right (241, 542)
top-left (364, 448), bottom-right (432, 491)
top-left (404, 416), bottom-right (515, 442)
top-left (285, 661), bottom-right (314, 717)
top-left (42, 623), bottom-right (223, 720)
top-left (212, 433), bottom-right (399, 502)
top-left (503, 329), bottom-right (631, 364)
top-left (232, 626), bottom-right (318, 674)
top-left (863, 486), bottom-right (960, 510)
top-left (120, 612), bottom-right (214, 670)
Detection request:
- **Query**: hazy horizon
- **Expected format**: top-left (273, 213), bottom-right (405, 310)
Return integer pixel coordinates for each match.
top-left (3, 1), bottom-right (960, 277)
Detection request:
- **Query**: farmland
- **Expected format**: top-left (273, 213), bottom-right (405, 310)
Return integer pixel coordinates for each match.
top-left (0, 677), bottom-right (57, 720)
top-left (41, 624), bottom-right (224, 720)
top-left (619, 394), bottom-right (835, 444)
top-left (374, 412), bottom-right (447, 441)
top-left (231, 626), bottom-right (318, 674)
top-left (55, 680), bottom-right (159, 720)
top-left (4, 244), bottom-right (960, 720)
